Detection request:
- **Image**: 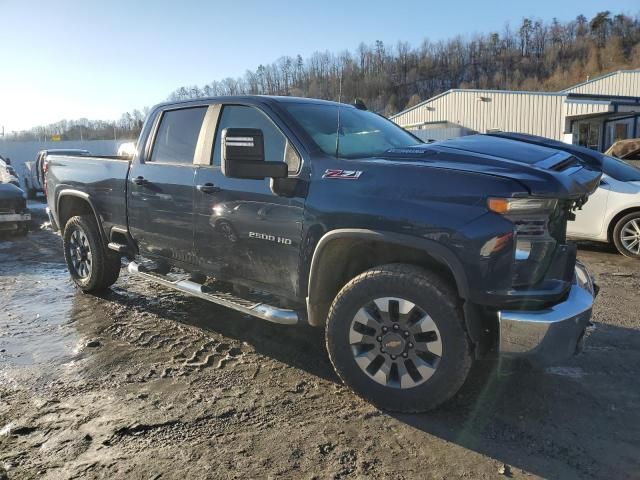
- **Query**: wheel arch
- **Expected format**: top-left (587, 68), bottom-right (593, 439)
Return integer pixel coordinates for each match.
top-left (306, 229), bottom-right (469, 327)
top-left (607, 206), bottom-right (640, 243)
top-left (56, 190), bottom-right (107, 243)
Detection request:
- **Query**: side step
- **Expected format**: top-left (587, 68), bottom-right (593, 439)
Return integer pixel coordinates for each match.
top-left (108, 242), bottom-right (130, 253)
top-left (127, 261), bottom-right (299, 325)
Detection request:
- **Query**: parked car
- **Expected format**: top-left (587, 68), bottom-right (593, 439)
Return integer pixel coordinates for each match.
top-left (0, 157), bottom-right (20, 188)
top-left (568, 154), bottom-right (640, 257)
top-left (605, 138), bottom-right (640, 161)
top-left (21, 161), bottom-right (41, 199)
top-left (46, 96), bottom-right (601, 412)
top-left (33, 149), bottom-right (90, 196)
top-left (0, 182), bottom-right (30, 235)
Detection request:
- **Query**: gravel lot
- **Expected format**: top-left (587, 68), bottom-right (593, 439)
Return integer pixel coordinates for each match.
top-left (1, 204), bottom-right (639, 479)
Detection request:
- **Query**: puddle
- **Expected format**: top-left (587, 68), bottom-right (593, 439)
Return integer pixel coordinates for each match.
top-left (0, 268), bottom-right (77, 366)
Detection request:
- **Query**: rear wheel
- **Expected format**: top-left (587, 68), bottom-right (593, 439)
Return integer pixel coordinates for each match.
top-left (325, 264), bottom-right (472, 412)
top-left (63, 215), bottom-right (121, 292)
top-left (613, 212), bottom-right (640, 258)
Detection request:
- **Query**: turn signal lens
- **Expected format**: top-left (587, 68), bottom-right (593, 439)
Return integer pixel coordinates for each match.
top-left (488, 197), bottom-right (557, 214)
top-left (487, 198), bottom-right (509, 214)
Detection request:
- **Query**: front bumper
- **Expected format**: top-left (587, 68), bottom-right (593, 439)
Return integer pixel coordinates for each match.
top-left (498, 262), bottom-right (596, 367)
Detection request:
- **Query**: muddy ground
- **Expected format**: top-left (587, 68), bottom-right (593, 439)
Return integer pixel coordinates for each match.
top-left (0, 203), bottom-right (638, 479)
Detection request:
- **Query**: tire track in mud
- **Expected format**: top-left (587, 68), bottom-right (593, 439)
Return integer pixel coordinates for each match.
top-left (104, 280), bottom-right (251, 379)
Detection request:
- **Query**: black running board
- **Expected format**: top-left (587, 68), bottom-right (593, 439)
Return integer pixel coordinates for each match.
top-left (127, 261), bottom-right (299, 325)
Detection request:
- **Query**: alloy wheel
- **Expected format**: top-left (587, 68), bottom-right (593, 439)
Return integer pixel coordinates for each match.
top-left (69, 227), bottom-right (92, 279)
top-left (620, 218), bottom-right (640, 255)
top-left (349, 297), bottom-right (442, 389)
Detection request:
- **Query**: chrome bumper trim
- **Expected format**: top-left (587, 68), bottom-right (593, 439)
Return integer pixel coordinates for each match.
top-left (498, 263), bottom-right (595, 366)
top-left (0, 213), bottom-right (31, 222)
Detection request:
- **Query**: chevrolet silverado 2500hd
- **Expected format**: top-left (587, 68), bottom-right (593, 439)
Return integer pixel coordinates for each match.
top-left (46, 96), bottom-right (601, 412)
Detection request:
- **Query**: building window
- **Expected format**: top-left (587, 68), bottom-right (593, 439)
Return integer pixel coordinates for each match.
top-left (577, 122), bottom-right (600, 150)
top-left (614, 123), bottom-right (629, 142)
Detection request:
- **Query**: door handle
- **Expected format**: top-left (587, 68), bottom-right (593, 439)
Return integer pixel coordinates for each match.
top-left (197, 183), bottom-right (219, 194)
top-left (132, 176), bottom-right (147, 186)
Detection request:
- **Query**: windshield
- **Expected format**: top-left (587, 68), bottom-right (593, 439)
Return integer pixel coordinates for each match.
top-left (283, 103), bottom-right (421, 159)
top-left (603, 155), bottom-right (640, 182)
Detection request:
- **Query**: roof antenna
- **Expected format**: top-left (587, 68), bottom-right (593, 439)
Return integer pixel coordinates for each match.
top-left (335, 70), bottom-right (342, 158)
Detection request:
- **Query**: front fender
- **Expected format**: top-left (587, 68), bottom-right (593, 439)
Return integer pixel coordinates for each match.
top-left (305, 228), bottom-right (470, 326)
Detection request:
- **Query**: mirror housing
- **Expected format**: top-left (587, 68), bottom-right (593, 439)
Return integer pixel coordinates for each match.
top-left (221, 128), bottom-right (287, 180)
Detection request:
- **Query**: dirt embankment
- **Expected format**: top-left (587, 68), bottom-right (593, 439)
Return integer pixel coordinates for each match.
top-left (1, 217), bottom-right (639, 479)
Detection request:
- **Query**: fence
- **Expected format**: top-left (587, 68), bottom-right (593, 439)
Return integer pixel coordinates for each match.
top-left (0, 139), bottom-right (135, 174)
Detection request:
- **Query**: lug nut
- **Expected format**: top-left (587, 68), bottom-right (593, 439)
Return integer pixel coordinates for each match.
top-left (382, 327), bottom-right (388, 333)
top-left (380, 348), bottom-right (385, 353)
top-left (408, 342), bottom-right (414, 348)
top-left (393, 324), bottom-right (399, 330)
top-left (403, 331), bottom-right (409, 337)
top-left (376, 336), bottom-right (382, 342)
top-left (402, 352), bottom-right (408, 358)
top-left (391, 355), bottom-right (396, 360)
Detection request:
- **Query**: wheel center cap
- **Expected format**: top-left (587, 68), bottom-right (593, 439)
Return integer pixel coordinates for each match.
top-left (381, 333), bottom-right (405, 355)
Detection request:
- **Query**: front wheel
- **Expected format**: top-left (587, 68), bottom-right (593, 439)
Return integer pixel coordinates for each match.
top-left (613, 212), bottom-right (640, 258)
top-left (63, 215), bottom-right (121, 292)
top-left (325, 264), bottom-right (472, 413)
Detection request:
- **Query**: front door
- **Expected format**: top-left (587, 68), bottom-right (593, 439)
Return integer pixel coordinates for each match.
top-left (128, 106), bottom-right (207, 263)
top-left (193, 104), bottom-right (306, 298)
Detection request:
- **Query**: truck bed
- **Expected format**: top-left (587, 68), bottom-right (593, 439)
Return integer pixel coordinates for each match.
top-left (46, 155), bottom-right (131, 235)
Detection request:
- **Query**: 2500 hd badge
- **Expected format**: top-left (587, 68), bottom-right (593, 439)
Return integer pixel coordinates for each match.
top-left (249, 232), bottom-right (292, 245)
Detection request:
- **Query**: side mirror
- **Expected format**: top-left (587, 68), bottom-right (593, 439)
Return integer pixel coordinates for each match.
top-left (221, 128), bottom-right (287, 180)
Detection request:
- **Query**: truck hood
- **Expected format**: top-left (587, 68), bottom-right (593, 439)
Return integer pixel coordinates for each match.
top-left (382, 134), bottom-right (602, 200)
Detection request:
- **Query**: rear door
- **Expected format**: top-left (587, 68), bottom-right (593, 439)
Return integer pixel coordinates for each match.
top-left (193, 103), bottom-right (306, 298)
top-left (127, 106), bottom-right (207, 263)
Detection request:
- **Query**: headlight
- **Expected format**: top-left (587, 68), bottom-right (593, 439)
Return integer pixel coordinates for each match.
top-left (488, 197), bottom-right (559, 287)
top-left (487, 197), bottom-right (557, 215)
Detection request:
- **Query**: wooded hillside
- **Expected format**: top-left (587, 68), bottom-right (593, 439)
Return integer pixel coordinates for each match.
top-left (168, 11), bottom-right (640, 115)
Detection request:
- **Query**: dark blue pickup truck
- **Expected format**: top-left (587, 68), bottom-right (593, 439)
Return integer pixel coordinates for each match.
top-left (46, 96), bottom-right (601, 412)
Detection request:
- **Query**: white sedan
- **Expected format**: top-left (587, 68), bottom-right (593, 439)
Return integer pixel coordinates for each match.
top-left (568, 155), bottom-right (640, 258)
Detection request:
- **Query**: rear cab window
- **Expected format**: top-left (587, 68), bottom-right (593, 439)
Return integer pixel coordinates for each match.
top-left (150, 107), bottom-right (207, 165)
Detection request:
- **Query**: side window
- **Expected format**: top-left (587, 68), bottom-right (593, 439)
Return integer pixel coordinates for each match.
top-left (213, 105), bottom-right (300, 174)
top-left (149, 107), bottom-right (207, 165)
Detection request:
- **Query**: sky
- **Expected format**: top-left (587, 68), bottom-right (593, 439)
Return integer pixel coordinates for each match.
top-left (0, 0), bottom-right (638, 132)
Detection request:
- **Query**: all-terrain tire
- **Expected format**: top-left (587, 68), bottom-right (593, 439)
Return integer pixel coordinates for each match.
top-left (612, 211), bottom-right (640, 258)
top-left (63, 214), bottom-right (121, 292)
top-left (325, 263), bottom-right (472, 413)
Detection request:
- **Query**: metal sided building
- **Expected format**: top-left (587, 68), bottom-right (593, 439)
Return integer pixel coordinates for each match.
top-left (391, 70), bottom-right (640, 152)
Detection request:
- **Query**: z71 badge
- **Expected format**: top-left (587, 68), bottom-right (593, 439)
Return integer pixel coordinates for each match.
top-left (322, 169), bottom-right (362, 180)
